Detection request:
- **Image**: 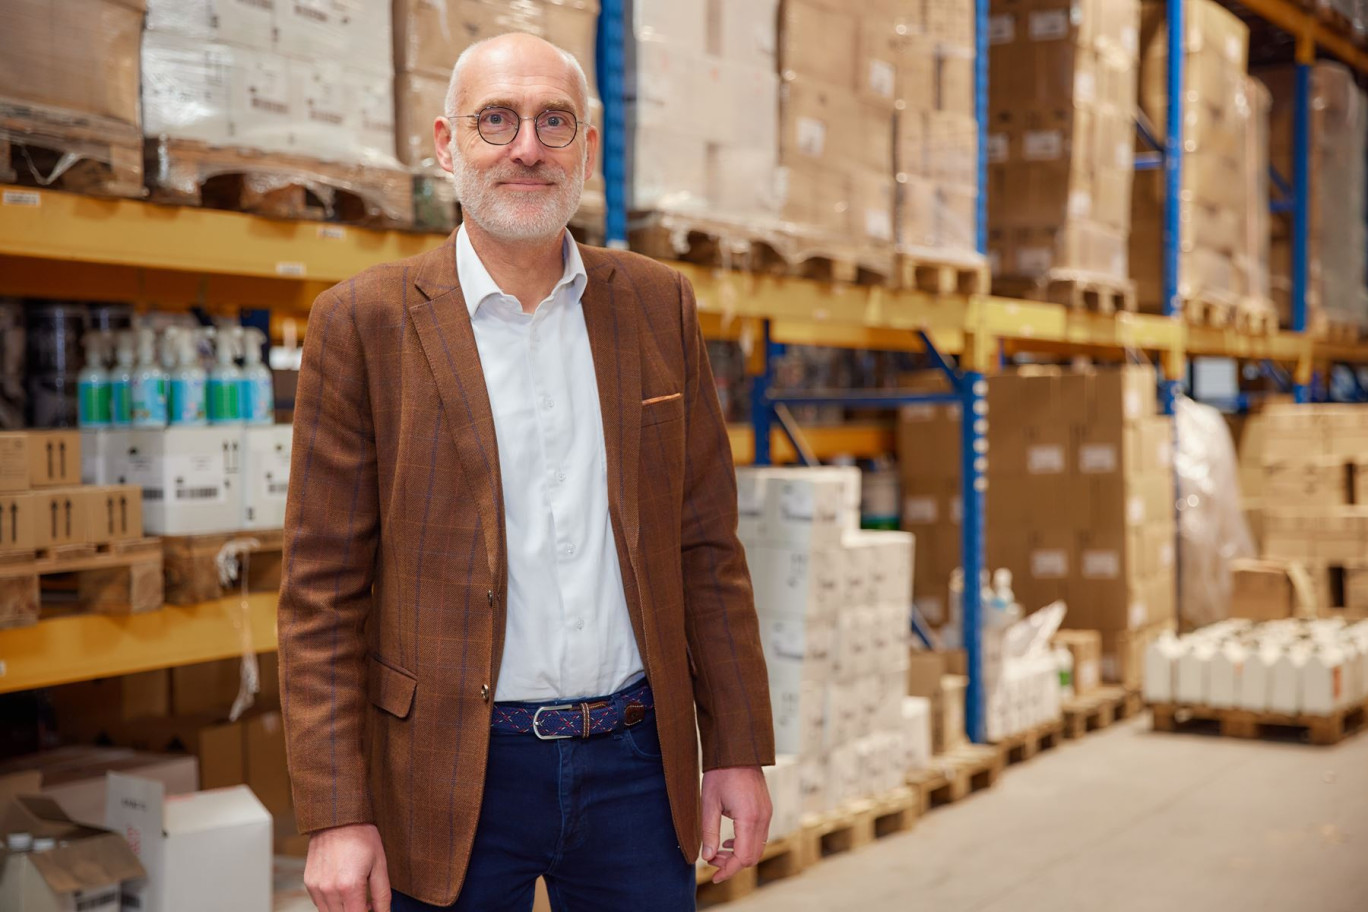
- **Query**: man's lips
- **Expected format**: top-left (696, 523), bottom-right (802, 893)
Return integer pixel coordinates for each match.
top-left (497, 179), bottom-right (555, 190)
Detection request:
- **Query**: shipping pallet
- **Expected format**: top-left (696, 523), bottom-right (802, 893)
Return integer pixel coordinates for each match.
top-left (992, 275), bottom-right (1137, 315)
top-left (1151, 697), bottom-right (1368, 746)
top-left (0, 537), bottom-right (163, 628)
top-left (895, 252), bottom-right (990, 296)
top-left (1309, 0), bottom-right (1361, 40)
top-left (410, 174), bottom-right (460, 233)
top-left (0, 101), bottom-right (144, 200)
top-left (993, 718), bottom-right (1064, 766)
top-left (1182, 294), bottom-right (1237, 329)
top-left (907, 743), bottom-right (1004, 811)
top-left (144, 139), bottom-right (413, 230)
top-left (1235, 299), bottom-right (1279, 335)
top-left (695, 829), bottom-right (808, 908)
top-left (162, 529), bottom-right (283, 606)
top-left (1315, 319), bottom-right (1367, 345)
top-left (629, 213), bottom-right (793, 277)
top-left (1061, 686), bottom-right (1145, 739)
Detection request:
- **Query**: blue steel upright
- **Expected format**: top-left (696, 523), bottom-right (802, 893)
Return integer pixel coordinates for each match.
top-left (959, 373), bottom-right (987, 744)
top-left (1161, 0), bottom-right (1184, 418)
top-left (595, 0), bottom-right (628, 247)
top-left (1293, 60), bottom-right (1312, 402)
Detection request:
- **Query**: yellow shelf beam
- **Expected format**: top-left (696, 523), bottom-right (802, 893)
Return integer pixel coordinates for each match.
top-left (0, 594), bottom-right (279, 694)
top-left (1236, 0), bottom-right (1368, 72)
top-left (728, 422), bottom-right (895, 465)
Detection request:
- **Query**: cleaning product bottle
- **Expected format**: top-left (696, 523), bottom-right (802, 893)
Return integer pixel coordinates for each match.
top-left (109, 331), bottom-right (135, 427)
top-left (944, 567), bottom-right (964, 651)
top-left (1054, 644), bottom-right (1075, 701)
top-left (131, 328), bottom-right (169, 429)
top-left (239, 327), bottom-right (274, 425)
top-left (989, 568), bottom-right (1020, 624)
top-left (207, 327), bottom-right (243, 425)
top-left (77, 331), bottom-right (111, 428)
top-left (168, 327), bottom-right (208, 427)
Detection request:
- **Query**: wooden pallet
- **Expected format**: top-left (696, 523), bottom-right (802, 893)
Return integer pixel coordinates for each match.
top-left (1316, 319), bottom-right (1366, 345)
top-left (0, 537), bottom-right (163, 628)
top-left (1235, 299), bottom-right (1279, 335)
top-left (695, 828), bottom-right (809, 908)
top-left (144, 138), bottom-right (413, 230)
top-left (0, 101), bottom-right (144, 200)
top-left (411, 174), bottom-right (460, 233)
top-left (162, 529), bottom-right (283, 606)
top-left (1061, 686), bottom-right (1144, 739)
top-left (896, 253), bottom-right (990, 295)
top-left (1151, 698), bottom-right (1368, 746)
top-left (1182, 294), bottom-right (1237, 328)
top-left (993, 275), bottom-right (1137, 314)
top-left (907, 743), bottom-right (1004, 811)
top-left (630, 215), bottom-right (793, 276)
top-left (993, 718), bottom-right (1064, 766)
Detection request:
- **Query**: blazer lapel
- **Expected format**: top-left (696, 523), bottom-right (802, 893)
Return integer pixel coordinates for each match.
top-left (408, 236), bottom-right (505, 586)
top-left (580, 251), bottom-right (643, 559)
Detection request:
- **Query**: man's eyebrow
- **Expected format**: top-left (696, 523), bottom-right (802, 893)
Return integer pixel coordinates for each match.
top-left (471, 96), bottom-right (580, 116)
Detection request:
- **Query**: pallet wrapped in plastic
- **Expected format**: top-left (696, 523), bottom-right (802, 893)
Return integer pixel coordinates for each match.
top-left (986, 0), bottom-right (1140, 294)
top-left (0, 0), bottom-right (145, 198)
top-left (1261, 62), bottom-right (1368, 334)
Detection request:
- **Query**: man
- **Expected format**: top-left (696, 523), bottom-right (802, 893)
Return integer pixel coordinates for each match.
top-left (279, 32), bottom-right (774, 912)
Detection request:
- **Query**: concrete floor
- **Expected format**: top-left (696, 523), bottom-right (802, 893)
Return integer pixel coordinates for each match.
top-left (731, 716), bottom-right (1368, 912)
top-left (275, 715), bottom-right (1368, 912)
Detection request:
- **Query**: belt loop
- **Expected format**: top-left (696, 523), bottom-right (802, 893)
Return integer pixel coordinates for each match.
top-left (580, 703), bottom-right (590, 739)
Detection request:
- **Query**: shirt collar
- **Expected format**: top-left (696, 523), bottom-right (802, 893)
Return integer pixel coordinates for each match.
top-left (455, 223), bottom-right (587, 319)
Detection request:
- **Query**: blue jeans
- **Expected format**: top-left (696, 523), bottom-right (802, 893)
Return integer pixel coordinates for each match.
top-left (392, 697), bottom-right (696, 912)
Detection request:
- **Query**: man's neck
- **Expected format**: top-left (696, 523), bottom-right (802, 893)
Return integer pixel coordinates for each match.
top-left (464, 220), bottom-right (567, 314)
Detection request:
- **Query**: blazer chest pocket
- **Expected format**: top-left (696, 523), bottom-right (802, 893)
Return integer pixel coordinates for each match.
top-left (642, 392), bottom-right (684, 427)
top-left (368, 654), bottom-right (417, 719)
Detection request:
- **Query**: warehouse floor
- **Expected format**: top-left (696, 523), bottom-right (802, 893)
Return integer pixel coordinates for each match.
top-left (273, 716), bottom-right (1368, 912)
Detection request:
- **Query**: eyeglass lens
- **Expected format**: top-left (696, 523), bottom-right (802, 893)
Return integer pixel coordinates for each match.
top-left (477, 107), bottom-right (577, 148)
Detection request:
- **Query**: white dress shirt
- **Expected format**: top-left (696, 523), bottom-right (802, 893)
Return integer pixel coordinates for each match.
top-left (456, 225), bottom-right (644, 702)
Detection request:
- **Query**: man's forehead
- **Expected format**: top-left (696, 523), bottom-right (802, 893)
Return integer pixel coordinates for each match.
top-left (468, 74), bottom-right (579, 108)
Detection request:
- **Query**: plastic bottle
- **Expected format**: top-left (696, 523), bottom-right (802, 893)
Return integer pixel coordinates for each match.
top-left (1143, 630), bottom-right (1185, 703)
top-left (7, 832), bottom-right (32, 852)
top-left (168, 327), bottom-right (208, 427)
top-left (207, 327), bottom-right (243, 425)
top-left (32, 837), bottom-right (55, 852)
top-left (989, 568), bottom-right (1021, 624)
top-left (1208, 640), bottom-right (1247, 709)
top-left (943, 567), bottom-right (964, 651)
top-left (239, 327), bottom-right (275, 425)
top-left (131, 327), bottom-right (168, 429)
top-left (109, 331), bottom-right (135, 427)
top-left (77, 331), bottom-right (111, 428)
top-left (1055, 645), bottom-right (1075, 701)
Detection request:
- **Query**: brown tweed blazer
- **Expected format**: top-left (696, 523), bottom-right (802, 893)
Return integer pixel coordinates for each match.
top-left (278, 232), bottom-right (775, 905)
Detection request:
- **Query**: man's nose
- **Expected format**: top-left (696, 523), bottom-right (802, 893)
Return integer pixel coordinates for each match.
top-left (508, 118), bottom-right (544, 167)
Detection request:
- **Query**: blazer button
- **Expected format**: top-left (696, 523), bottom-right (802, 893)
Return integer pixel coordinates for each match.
top-left (481, 684), bottom-right (490, 702)
top-left (487, 590), bottom-right (495, 606)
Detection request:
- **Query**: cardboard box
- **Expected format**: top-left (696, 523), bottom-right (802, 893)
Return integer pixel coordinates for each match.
top-left (749, 545), bottom-right (840, 618)
top-left (1229, 560), bottom-right (1296, 621)
top-left (105, 777), bottom-right (272, 912)
top-left (0, 432), bottom-right (82, 489)
top-left (1052, 629), bottom-right (1102, 694)
top-left (0, 794), bottom-right (145, 912)
top-left (112, 428), bottom-right (243, 535)
top-left (906, 649), bottom-right (947, 697)
top-left (0, 491), bottom-right (35, 551)
top-left (0, 433), bottom-right (29, 492)
top-left (171, 660), bottom-right (246, 718)
top-left (0, 748), bottom-right (199, 830)
top-left (940, 674), bottom-right (968, 753)
top-left (47, 672), bottom-right (171, 738)
top-left (241, 426), bottom-right (291, 530)
top-left (145, 0), bottom-right (276, 51)
top-left (779, 0), bottom-right (859, 90)
top-left (81, 485), bottom-right (143, 544)
top-left (22, 488), bottom-right (83, 548)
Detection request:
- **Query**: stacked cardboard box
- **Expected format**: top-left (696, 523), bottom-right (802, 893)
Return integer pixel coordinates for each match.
top-left (897, 366), bottom-right (1177, 687)
top-left (0, 0), bottom-right (146, 197)
top-left (1260, 62), bottom-right (1368, 333)
top-left (896, 0), bottom-right (982, 264)
top-left (987, 0), bottom-right (1140, 288)
top-left (393, 0), bottom-right (605, 228)
top-left (776, 0), bottom-right (899, 271)
top-left (737, 466), bottom-right (916, 816)
top-left (1132, 0), bottom-right (1272, 318)
top-left (1254, 404), bottom-right (1368, 619)
top-left (627, 1), bottom-right (782, 230)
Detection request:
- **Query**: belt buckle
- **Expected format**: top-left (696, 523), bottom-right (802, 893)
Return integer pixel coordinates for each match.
top-left (532, 704), bottom-right (575, 741)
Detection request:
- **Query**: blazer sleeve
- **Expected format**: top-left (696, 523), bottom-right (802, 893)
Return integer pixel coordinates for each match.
top-left (278, 285), bottom-right (382, 833)
top-left (676, 270), bottom-right (776, 771)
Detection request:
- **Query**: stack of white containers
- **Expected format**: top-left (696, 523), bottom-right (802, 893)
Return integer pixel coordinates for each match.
top-left (736, 466), bottom-right (921, 821)
top-left (1144, 618), bottom-right (1368, 714)
top-left (984, 599), bottom-right (1068, 743)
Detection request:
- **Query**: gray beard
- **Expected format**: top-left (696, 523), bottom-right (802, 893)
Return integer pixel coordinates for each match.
top-left (449, 145), bottom-right (586, 242)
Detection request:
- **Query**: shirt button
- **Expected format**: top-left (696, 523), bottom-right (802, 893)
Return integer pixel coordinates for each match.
top-left (556, 471), bottom-right (567, 483)
top-left (565, 544), bottom-right (575, 555)
top-left (575, 619), bottom-right (585, 631)
top-left (542, 397), bottom-right (554, 410)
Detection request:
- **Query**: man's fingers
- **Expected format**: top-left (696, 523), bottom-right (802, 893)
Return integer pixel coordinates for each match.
top-left (342, 881), bottom-right (370, 912)
top-left (731, 815), bottom-right (767, 867)
top-left (369, 857), bottom-right (393, 912)
top-left (700, 787), bottom-right (723, 863)
top-left (711, 852), bottom-right (745, 884)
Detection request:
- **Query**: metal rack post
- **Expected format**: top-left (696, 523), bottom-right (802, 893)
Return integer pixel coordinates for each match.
top-left (750, 321), bottom-right (778, 467)
top-left (596, 0), bottom-right (628, 248)
top-left (1292, 49), bottom-right (1313, 402)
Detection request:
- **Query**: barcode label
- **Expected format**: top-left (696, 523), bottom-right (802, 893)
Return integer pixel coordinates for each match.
top-left (2, 189), bottom-right (41, 207)
top-left (144, 488), bottom-right (165, 501)
top-left (176, 486), bottom-right (221, 501)
top-left (75, 887), bottom-right (120, 911)
top-left (268, 481), bottom-right (290, 496)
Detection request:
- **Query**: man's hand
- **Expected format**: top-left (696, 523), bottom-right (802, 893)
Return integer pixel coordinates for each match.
top-left (304, 823), bottom-right (391, 912)
top-left (700, 766), bottom-right (772, 884)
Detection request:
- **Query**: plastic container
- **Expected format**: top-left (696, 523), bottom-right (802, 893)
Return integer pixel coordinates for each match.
top-left (109, 331), bottom-right (135, 426)
top-left (77, 331), bottom-right (111, 428)
top-left (131, 327), bottom-right (169, 428)
top-left (239, 327), bottom-right (275, 425)
top-left (167, 327), bottom-right (208, 427)
top-left (207, 327), bottom-right (243, 425)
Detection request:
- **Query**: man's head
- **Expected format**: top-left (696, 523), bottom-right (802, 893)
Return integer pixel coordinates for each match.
top-left (434, 33), bottom-right (598, 244)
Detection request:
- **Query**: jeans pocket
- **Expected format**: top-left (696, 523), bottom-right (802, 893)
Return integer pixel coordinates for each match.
top-left (623, 714), bottom-right (663, 760)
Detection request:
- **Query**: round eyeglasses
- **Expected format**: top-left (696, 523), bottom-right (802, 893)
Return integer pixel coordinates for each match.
top-left (458, 105), bottom-right (579, 148)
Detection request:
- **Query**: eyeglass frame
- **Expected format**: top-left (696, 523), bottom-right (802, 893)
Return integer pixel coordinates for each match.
top-left (453, 104), bottom-right (581, 149)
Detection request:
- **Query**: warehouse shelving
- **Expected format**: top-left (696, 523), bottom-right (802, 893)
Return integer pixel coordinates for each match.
top-left (2, 0), bottom-right (1368, 739)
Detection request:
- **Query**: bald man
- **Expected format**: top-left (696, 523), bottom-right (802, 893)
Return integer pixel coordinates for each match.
top-left (278, 33), bottom-right (775, 912)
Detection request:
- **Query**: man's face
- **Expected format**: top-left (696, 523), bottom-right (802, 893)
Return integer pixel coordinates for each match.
top-left (443, 41), bottom-right (598, 243)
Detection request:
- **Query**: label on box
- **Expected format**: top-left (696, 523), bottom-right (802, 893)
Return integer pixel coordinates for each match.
top-left (903, 496), bottom-right (938, 524)
top-left (1068, 189), bottom-right (1092, 218)
top-left (1225, 35), bottom-right (1241, 64)
top-left (1124, 390), bottom-right (1142, 421)
top-left (1075, 70), bottom-right (1096, 104)
top-left (1028, 10), bottom-right (1069, 41)
top-left (988, 14), bottom-right (1015, 44)
top-left (1115, 140), bottom-right (1133, 169)
top-left (1023, 130), bottom-right (1063, 161)
top-left (1121, 26), bottom-right (1138, 56)
top-left (1082, 549), bottom-right (1121, 579)
top-left (1128, 600), bottom-right (1146, 628)
top-left (900, 404), bottom-right (936, 422)
top-left (1127, 495), bottom-right (1145, 525)
top-left (868, 60), bottom-right (896, 99)
top-left (796, 117), bottom-right (827, 158)
top-left (1158, 540), bottom-right (1175, 568)
top-left (2, 190), bottom-right (41, 208)
top-left (865, 207), bottom-right (893, 241)
top-left (148, 454), bottom-right (228, 504)
top-left (988, 133), bottom-right (1008, 163)
top-left (1027, 444), bottom-right (1065, 474)
top-left (1079, 443), bottom-right (1118, 474)
top-left (1031, 549), bottom-right (1068, 579)
top-left (1017, 246), bottom-right (1052, 275)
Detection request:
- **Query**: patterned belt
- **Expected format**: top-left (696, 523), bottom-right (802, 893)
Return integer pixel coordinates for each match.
top-left (490, 680), bottom-right (654, 741)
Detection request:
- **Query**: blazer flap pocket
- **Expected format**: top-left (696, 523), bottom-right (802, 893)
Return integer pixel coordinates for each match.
top-left (642, 392), bottom-right (684, 426)
top-left (368, 654), bottom-right (417, 719)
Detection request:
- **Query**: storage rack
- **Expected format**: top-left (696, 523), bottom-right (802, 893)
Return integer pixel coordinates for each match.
top-left (2, 1), bottom-right (1368, 745)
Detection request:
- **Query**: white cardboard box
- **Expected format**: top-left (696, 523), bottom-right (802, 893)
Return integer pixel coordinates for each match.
top-left (0, 795), bottom-right (144, 912)
top-left (0, 747), bottom-right (199, 829)
top-left (145, 0), bottom-right (277, 50)
top-left (106, 776), bottom-right (272, 912)
top-left (115, 428), bottom-right (243, 535)
top-left (140, 33), bottom-right (234, 146)
top-left (227, 47), bottom-right (295, 155)
top-left (902, 696), bottom-right (932, 772)
top-left (241, 425), bottom-right (292, 529)
top-left (765, 755), bottom-right (802, 840)
top-left (758, 611), bottom-right (834, 676)
top-left (768, 665), bottom-right (826, 756)
top-left (749, 545), bottom-right (840, 620)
